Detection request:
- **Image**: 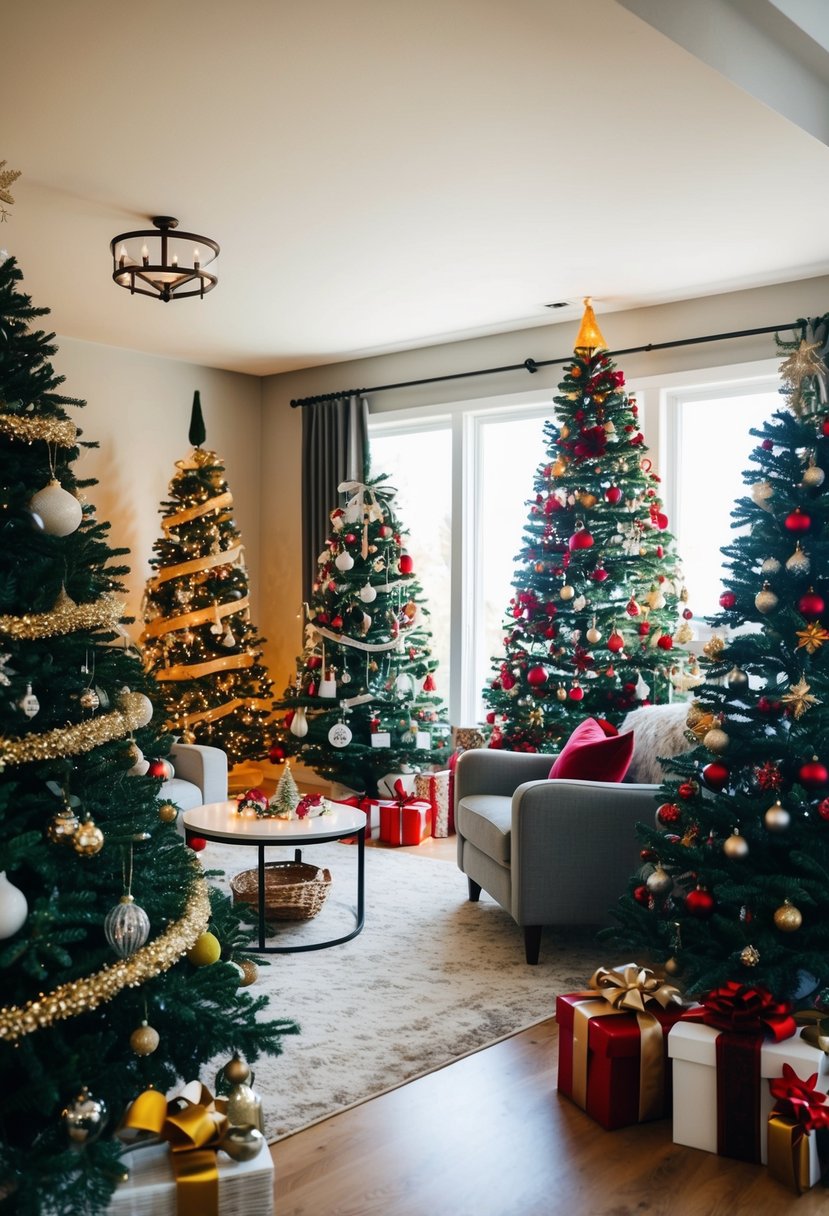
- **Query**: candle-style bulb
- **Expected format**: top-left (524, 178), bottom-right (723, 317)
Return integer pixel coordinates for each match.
top-left (141, 243), bottom-right (149, 266)
top-left (193, 247), bottom-right (200, 268)
top-left (118, 245), bottom-right (127, 269)
top-left (172, 253), bottom-right (178, 267)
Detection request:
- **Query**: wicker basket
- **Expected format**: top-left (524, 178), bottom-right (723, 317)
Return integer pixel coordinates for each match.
top-left (230, 861), bottom-right (332, 922)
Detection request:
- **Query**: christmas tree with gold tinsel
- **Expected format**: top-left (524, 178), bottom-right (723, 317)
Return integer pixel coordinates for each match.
top-left (482, 301), bottom-right (694, 752)
top-left (0, 256), bottom-right (296, 1215)
top-left (606, 318), bottom-right (829, 1002)
top-left (141, 394), bottom-right (274, 769)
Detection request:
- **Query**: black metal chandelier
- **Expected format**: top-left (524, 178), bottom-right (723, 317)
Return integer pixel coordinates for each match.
top-left (110, 216), bottom-right (219, 301)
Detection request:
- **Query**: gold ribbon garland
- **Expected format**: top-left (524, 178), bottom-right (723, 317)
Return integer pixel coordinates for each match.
top-left (121, 1082), bottom-right (228, 1216)
top-left (0, 591), bottom-right (125, 640)
top-left (180, 697), bottom-right (271, 729)
top-left (0, 411), bottom-right (78, 447)
top-left (570, 964), bottom-right (682, 1122)
top-left (156, 652), bottom-right (256, 683)
top-left (147, 544), bottom-right (244, 589)
top-left (0, 698), bottom-right (152, 767)
top-left (142, 596), bottom-right (250, 639)
top-left (162, 492), bottom-right (234, 532)
top-left (0, 875), bottom-right (210, 1042)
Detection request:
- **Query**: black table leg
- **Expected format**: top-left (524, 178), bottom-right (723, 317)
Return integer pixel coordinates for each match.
top-left (257, 843), bottom-right (266, 950)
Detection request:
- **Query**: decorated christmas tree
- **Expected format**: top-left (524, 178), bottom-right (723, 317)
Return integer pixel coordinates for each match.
top-left (141, 394), bottom-right (274, 770)
top-left (271, 473), bottom-right (450, 795)
top-left (0, 256), bottom-right (296, 1214)
top-left (605, 317), bottom-right (829, 1001)
top-left (483, 300), bottom-right (695, 752)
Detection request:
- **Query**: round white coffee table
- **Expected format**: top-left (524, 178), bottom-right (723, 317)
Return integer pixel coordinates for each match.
top-left (182, 801), bottom-right (366, 953)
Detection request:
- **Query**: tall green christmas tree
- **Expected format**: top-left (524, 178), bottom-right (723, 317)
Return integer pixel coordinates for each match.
top-left (141, 395), bottom-right (274, 770)
top-left (271, 473), bottom-right (450, 795)
top-left (606, 316), bottom-right (829, 1001)
top-left (483, 301), bottom-right (694, 752)
top-left (0, 256), bottom-right (296, 1215)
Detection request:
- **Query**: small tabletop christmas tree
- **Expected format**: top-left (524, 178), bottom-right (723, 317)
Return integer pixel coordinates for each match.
top-left (141, 393), bottom-right (274, 769)
top-left (483, 300), bottom-right (693, 752)
top-left (0, 255), bottom-right (296, 1214)
top-left (271, 474), bottom-right (450, 795)
top-left (605, 316), bottom-right (829, 1002)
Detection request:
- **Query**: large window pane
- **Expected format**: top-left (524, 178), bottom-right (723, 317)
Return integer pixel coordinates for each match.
top-left (369, 427), bottom-right (452, 699)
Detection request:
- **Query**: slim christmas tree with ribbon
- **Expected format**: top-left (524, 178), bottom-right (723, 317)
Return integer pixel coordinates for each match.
top-left (482, 300), bottom-right (695, 752)
top-left (0, 255), bottom-right (296, 1215)
top-left (271, 474), bottom-right (450, 796)
top-left (605, 316), bottom-right (829, 1003)
top-left (141, 394), bottom-right (274, 773)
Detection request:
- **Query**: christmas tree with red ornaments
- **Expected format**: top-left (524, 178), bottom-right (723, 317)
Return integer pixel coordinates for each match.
top-left (270, 473), bottom-right (450, 796)
top-left (605, 316), bottom-right (829, 1002)
top-left (482, 300), bottom-right (694, 753)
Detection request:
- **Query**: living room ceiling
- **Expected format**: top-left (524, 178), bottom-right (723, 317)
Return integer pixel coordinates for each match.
top-left (4, 0), bottom-right (829, 377)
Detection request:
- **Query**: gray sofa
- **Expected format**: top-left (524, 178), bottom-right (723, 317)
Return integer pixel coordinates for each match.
top-left (160, 742), bottom-right (228, 831)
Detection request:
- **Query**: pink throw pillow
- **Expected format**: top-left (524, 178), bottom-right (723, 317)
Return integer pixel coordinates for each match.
top-left (548, 717), bottom-right (634, 782)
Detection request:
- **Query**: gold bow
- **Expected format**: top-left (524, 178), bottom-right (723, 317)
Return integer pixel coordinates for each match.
top-left (121, 1083), bottom-right (228, 1216)
top-left (570, 964), bottom-right (683, 1122)
top-left (795, 1009), bottom-right (829, 1054)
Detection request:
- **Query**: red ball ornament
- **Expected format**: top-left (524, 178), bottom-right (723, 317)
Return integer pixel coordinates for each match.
top-left (527, 666), bottom-right (547, 687)
top-left (605, 486), bottom-right (623, 504)
top-left (682, 608), bottom-right (693, 620)
top-left (799, 759), bottom-right (829, 789)
top-left (146, 757), bottom-right (174, 781)
top-left (798, 590), bottom-right (825, 619)
top-left (607, 631), bottom-right (624, 653)
top-left (344, 532), bottom-right (357, 544)
top-left (590, 567), bottom-right (609, 582)
top-left (379, 524), bottom-right (393, 539)
top-left (702, 761), bottom-right (730, 791)
top-left (785, 508), bottom-right (811, 533)
top-left (500, 673), bottom-right (515, 690)
top-left (330, 614), bottom-right (344, 630)
top-left (568, 685), bottom-right (584, 701)
top-left (719, 591), bottom-right (736, 609)
top-left (625, 598), bottom-right (640, 616)
top-left (656, 512), bottom-right (669, 530)
top-left (632, 885), bottom-right (650, 906)
top-left (307, 655), bottom-right (322, 670)
top-left (657, 635), bottom-right (674, 650)
top-left (685, 886), bottom-right (715, 918)
top-left (268, 744), bottom-right (286, 763)
top-left (568, 526), bottom-right (594, 551)
top-left (640, 848), bottom-right (657, 862)
top-left (399, 552), bottom-right (414, 574)
top-left (657, 802), bottom-right (682, 825)
top-left (188, 837), bottom-right (207, 852)
top-left (638, 622), bottom-right (650, 636)
top-left (678, 781), bottom-right (698, 800)
top-left (486, 712), bottom-right (496, 725)
top-left (818, 798), bottom-right (829, 821)
top-left (823, 419), bottom-right (829, 437)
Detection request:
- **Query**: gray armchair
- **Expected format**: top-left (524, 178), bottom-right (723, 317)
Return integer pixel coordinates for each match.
top-left (455, 748), bottom-right (661, 964)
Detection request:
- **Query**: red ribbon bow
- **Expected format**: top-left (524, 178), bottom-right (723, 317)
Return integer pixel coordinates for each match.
top-left (692, 982), bottom-right (796, 1042)
top-left (770, 1064), bottom-right (829, 1132)
top-left (392, 778), bottom-right (417, 807)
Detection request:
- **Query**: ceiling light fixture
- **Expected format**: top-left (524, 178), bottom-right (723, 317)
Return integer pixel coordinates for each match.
top-left (110, 216), bottom-right (219, 302)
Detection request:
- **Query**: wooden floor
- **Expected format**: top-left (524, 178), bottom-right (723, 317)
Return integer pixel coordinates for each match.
top-left (272, 1017), bottom-right (814, 1216)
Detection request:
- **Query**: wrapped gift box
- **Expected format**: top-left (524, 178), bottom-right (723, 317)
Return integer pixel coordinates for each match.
top-left (378, 799), bottom-right (433, 846)
top-left (414, 770), bottom-right (453, 837)
top-left (556, 989), bottom-right (683, 1130)
top-left (106, 1141), bottom-right (273, 1216)
top-left (668, 1019), bottom-right (829, 1163)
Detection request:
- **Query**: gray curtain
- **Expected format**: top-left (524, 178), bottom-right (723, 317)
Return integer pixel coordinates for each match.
top-left (301, 393), bottom-right (369, 599)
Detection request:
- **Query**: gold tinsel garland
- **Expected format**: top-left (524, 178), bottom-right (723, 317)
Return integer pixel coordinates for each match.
top-left (0, 591), bottom-right (125, 640)
top-left (0, 411), bottom-right (78, 448)
top-left (0, 696), bottom-right (150, 767)
top-left (0, 874), bottom-right (210, 1043)
top-left (142, 595), bottom-right (250, 639)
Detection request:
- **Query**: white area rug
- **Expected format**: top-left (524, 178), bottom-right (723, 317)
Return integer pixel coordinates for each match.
top-left (202, 840), bottom-right (603, 1141)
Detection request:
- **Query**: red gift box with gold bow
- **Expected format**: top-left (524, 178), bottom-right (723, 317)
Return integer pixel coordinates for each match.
top-left (556, 964), bottom-right (685, 1130)
top-left (378, 780), bottom-right (433, 846)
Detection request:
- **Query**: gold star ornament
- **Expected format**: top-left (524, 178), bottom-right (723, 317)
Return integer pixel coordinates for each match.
top-left (796, 622), bottom-right (829, 654)
top-left (782, 677), bottom-right (821, 719)
top-left (0, 162), bottom-right (21, 208)
top-left (779, 340), bottom-right (827, 415)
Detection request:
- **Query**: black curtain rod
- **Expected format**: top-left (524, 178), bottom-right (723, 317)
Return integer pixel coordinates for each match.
top-left (289, 319), bottom-right (804, 408)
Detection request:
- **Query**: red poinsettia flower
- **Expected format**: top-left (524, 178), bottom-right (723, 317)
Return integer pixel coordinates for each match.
top-left (572, 426), bottom-right (608, 459)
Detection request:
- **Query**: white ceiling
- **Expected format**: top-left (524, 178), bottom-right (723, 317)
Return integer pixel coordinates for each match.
top-left (4, 0), bottom-right (829, 377)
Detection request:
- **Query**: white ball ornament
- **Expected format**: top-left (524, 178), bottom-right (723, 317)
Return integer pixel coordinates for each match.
top-left (751, 481), bottom-right (774, 510)
top-left (359, 582), bottom-right (377, 603)
top-left (334, 550), bottom-right (354, 572)
top-left (760, 557), bottom-right (781, 576)
top-left (328, 722), bottom-right (352, 748)
top-left (289, 707), bottom-right (309, 738)
top-left (118, 690), bottom-right (154, 727)
top-left (29, 479), bottom-right (83, 537)
top-left (0, 872), bottom-right (28, 939)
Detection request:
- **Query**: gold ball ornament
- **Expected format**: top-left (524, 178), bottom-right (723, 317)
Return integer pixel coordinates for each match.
top-left (664, 956), bottom-right (683, 977)
top-left (764, 800), bottom-right (791, 832)
top-left (556, 685), bottom-right (567, 702)
top-left (774, 901), bottom-right (802, 932)
top-left (73, 817), bottom-right (104, 856)
top-left (723, 829), bottom-right (749, 859)
top-left (703, 727), bottom-right (729, 754)
top-left (740, 945), bottom-right (761, 967)
top-left (646, 865), bottom-right (673, 895)
top-left (559, 584), bottom-right (575, 601)
top-left (187, 931), bottom-right (222, 966)
top-left (237, 959), bottom-right (258, 987)
top-left (222, 1051), bottom-right (252, 1086)
top-left (130, 1021), bottom-right (160, 1055)
top-left (158, 802), bottom-right (179, 825)
top-left (221, 1124), bottom-right (265, 1162)
top-left (751, 481), bottom-right (774, 510)
top-left (802, 460), bottom-right (825, 489)
top-left (47, 806), bottom-right (80, 845)
top-left (755, 583), bottom-right (779, 614)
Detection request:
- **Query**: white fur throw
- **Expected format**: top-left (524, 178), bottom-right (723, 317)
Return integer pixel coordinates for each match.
top-left (620, 703), bottom-right (695, 785)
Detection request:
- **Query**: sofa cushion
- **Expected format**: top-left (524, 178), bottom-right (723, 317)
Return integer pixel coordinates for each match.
top-left (548, 717), bottom-right (634, 783)
top-left (456, 794), bottom-right (512, 864)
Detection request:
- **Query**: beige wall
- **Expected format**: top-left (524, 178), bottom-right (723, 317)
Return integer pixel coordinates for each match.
top-left (260, 273), bottom-right (829, 695)
top-left (52, 337), bottom-right (263, 641)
